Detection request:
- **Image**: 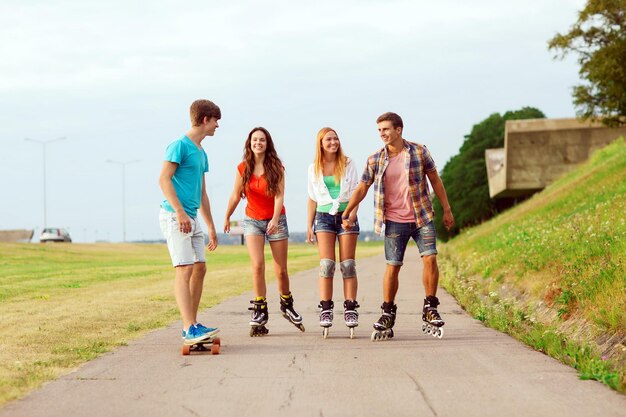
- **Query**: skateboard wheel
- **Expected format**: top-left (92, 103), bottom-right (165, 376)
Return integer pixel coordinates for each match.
top-left (213, 337), bottom-right (221, 346)
top-left (182, 345), bottom-right (191, 356)
top-left (211, 342), bottom-right (220, 355)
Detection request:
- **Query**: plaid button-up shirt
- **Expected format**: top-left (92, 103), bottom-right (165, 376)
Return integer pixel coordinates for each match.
top-left (360, 139), bottom-right (437, 235)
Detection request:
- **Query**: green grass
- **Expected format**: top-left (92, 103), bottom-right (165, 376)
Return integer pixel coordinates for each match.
top-left (439, 137), bottom-right (626, 393)
top-left (0, 241), bottom-right (383, 405)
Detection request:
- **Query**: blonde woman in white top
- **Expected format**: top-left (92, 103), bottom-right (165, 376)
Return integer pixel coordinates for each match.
top-left (307, 127), bottom-right (361, 338)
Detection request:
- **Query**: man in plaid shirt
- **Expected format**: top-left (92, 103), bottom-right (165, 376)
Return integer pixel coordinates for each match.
top-left (342, 112), bottom-right (454, 339)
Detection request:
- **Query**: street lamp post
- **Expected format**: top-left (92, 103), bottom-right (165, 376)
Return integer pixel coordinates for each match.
top-left (107, 159), bottom-right (139, 242)
top-left (24, 136), bottom-right (66, 229)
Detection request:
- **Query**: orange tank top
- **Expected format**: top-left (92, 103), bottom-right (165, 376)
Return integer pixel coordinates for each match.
top-left (238, 162), bottom-right (286, 220)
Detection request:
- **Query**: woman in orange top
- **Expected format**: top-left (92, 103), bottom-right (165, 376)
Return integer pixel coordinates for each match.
top-left (224, 127), bottom-right (305, 336)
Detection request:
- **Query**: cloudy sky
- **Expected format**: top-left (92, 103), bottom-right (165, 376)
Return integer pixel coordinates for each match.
top-left (0, 0), bottom-right (583, 242)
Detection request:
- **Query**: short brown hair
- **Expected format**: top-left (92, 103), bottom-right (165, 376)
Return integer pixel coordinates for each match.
top-left (376, 112), bottom-right (403, 129)
top-left (190, 99), bottom-right (221, 126)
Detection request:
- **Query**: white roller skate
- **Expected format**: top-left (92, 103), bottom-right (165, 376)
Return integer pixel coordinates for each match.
top-left (318, 300), bottom-right (333, 339)
top-left (343, 299), bottom-right (359, 339)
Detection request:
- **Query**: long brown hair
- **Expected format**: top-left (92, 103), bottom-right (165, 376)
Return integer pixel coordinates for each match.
top-left (241, 127), bottom-right (284, 198)
top-left (314, 127), bottom-right (347, 185)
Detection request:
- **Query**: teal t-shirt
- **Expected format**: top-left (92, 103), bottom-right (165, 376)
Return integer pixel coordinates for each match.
top-left (317, 175), bottom-right (347, 213)
top-left (161, 136), bottom-right (209, 217)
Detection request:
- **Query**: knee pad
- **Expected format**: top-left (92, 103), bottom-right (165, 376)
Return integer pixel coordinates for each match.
top-left (340, 259), bottom-right (356, 278)
top-left (319, 258), bottom-right (336, 278)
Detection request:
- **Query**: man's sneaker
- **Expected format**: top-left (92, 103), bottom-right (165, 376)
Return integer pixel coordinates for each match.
top-left (184, 324), bottom-right (211, 344)
top-left (195, 323), bottom-right (220, 338)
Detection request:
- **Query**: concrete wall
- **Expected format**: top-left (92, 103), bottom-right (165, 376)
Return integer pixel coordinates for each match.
top-left (0, 229), bottom-right (34, 242)
top-left (485, 148), bottom-right (506, 199)
top-left (487, 118), bottom-right (626, 198)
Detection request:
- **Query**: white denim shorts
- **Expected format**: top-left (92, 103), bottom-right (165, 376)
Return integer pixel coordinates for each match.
top-left (159, 208), bottom-right (206, 267)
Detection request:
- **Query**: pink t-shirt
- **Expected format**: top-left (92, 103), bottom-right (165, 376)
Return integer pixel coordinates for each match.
top-left (383, 151), bottom-right (416, 223)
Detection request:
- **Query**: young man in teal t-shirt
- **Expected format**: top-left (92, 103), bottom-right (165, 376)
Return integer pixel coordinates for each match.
top-left (158, 99), bottom-right (221, 344)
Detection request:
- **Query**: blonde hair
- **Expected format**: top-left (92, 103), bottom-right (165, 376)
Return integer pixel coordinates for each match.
top-left (314, 127), bottom-right (347, 185)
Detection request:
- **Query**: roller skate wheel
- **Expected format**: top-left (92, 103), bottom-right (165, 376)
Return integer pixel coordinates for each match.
top-left (436, 327), bottom-right (444, 339)
top-left (322, 327), bottom-right (329, 339)
top-left (250, 327), bottom-right (267, 337)
top-left (349, 327), bottom-right (355, 339)
top-left (421, 323), bottom-right (427, 332)
top-left (298, 324), bottom-right (306, 332)
top-left (371, 331), bottom-right (378, 341)
top-left (182, 345), bottom-right (191, 356)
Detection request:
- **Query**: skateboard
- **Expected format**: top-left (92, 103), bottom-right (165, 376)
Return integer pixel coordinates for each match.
top-left (181, 336), bottom-right (221, 355)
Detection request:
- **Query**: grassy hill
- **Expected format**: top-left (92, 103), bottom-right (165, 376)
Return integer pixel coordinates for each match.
top-left (439, 137), bottom-right (626, 393)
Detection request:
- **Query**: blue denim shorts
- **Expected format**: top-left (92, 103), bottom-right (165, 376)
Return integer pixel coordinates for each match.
top-left (313, 211), bottom-right (360, 236)
top-left (384, 220), bottom-right (437, 265)
top-left (243, 214), bottom-right (289, 241)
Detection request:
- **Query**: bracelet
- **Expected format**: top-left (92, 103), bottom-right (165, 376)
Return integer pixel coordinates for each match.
top-left (342, 215), bottom-right (350, 220)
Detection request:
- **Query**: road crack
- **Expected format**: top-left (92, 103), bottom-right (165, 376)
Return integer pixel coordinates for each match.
top-left (405, 371), bottom-right (438, 417)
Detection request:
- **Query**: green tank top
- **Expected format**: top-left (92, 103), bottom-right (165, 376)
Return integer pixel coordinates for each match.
top-left (317, 176), bottom-right (347, 213)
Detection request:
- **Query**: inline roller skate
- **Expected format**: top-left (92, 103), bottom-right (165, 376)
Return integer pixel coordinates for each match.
top-left (371, 301), bottom-right (396, 341)
top-left (422, 295), bottom-right (444, 339)
top-left (280, 293), bottom-right (305, 332)
top-left (249, 298), bottom-right (269, 337)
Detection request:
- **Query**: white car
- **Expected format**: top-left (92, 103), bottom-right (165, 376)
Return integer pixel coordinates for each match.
top-left (40, 228), bottom-right (72, 243)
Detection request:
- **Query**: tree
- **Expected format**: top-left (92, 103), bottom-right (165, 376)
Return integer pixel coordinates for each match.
top-left (548, 0), bottom-right (626, 127)
top-left (433, 107), bottom-right (545, 241)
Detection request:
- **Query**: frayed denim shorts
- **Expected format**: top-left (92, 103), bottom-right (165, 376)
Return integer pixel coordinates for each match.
top-left (313, 211), bottom-right (360, 236)
top-left (243, 214), bottom-right (289, 241)
top-left (384, 220), bottom-right (437, 265)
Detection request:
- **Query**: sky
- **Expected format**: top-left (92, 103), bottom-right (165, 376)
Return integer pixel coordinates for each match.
top-left (0, 0), bottom-right (584, 243)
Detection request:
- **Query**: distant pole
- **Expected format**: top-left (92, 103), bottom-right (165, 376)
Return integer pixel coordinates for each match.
top-left (107, 159), bottom-right (139, 242)
top-left (24, 136), bottom-right (66, 229)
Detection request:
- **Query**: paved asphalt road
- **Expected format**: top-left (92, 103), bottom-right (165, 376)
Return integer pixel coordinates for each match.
top-left (2, 247), bottom-right (625, 417)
